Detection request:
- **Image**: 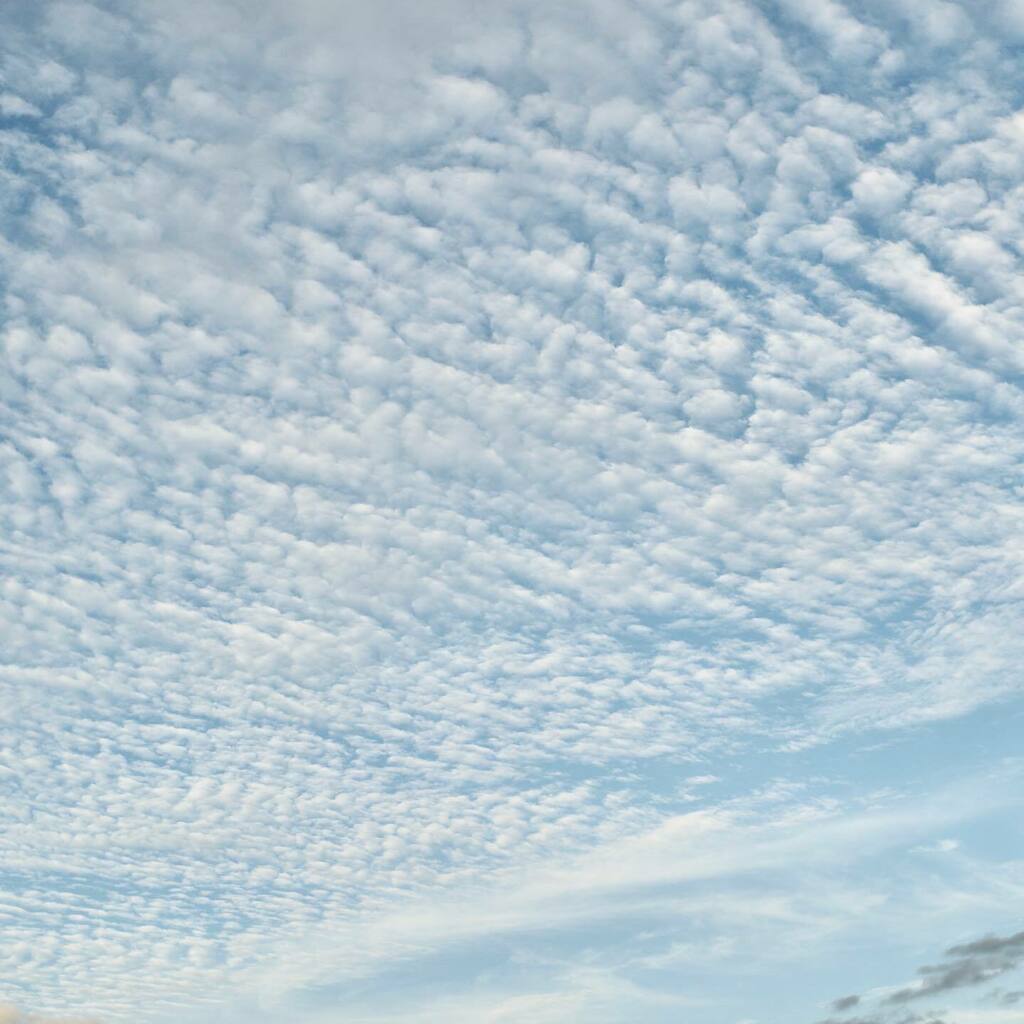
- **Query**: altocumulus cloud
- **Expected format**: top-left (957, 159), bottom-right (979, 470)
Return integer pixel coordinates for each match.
top-left (1, 0), bottom-right (1024, 1022)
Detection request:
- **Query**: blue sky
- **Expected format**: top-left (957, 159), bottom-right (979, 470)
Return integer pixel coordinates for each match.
top-left (1, 1), bottom-right (1024, 1022)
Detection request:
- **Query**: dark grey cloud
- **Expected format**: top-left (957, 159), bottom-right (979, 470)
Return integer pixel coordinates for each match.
top-left (824, 927), bottom-right (1024, 1021)
top-left (833, 995), bottom-right (862, 1012)
top-left (946, 931), bottom-right (1024, 959)
top-left (993, 989), bottom-right (1024, 1006)
top-left (819, 1011), bottom-right (946, 1019)
top-left (819, 1014), bottom-right (949, 1024)
top-left (886, 929), bottom-right (1024, 1004)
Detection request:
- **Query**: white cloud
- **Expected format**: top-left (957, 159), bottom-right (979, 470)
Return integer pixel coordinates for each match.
top-left (1, 0), bottom-right (1024, 1021)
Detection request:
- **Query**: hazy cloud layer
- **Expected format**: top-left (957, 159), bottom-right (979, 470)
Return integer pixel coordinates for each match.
top-left (0, 1005), bottom-right (97, 1024)
top-left (2, 0), bottom-right (1024, 1021)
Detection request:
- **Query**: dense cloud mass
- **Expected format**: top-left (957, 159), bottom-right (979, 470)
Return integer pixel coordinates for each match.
top-left (1, 1), bottom-right (1024, 1022)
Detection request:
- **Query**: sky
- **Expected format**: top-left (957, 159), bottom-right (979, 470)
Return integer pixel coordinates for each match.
top-left (1, 0), bottom-right (1023, 1022)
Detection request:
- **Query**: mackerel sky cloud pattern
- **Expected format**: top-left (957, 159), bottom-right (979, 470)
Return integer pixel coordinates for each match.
top-left (1, 1), bottom-right (1023, 1022)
